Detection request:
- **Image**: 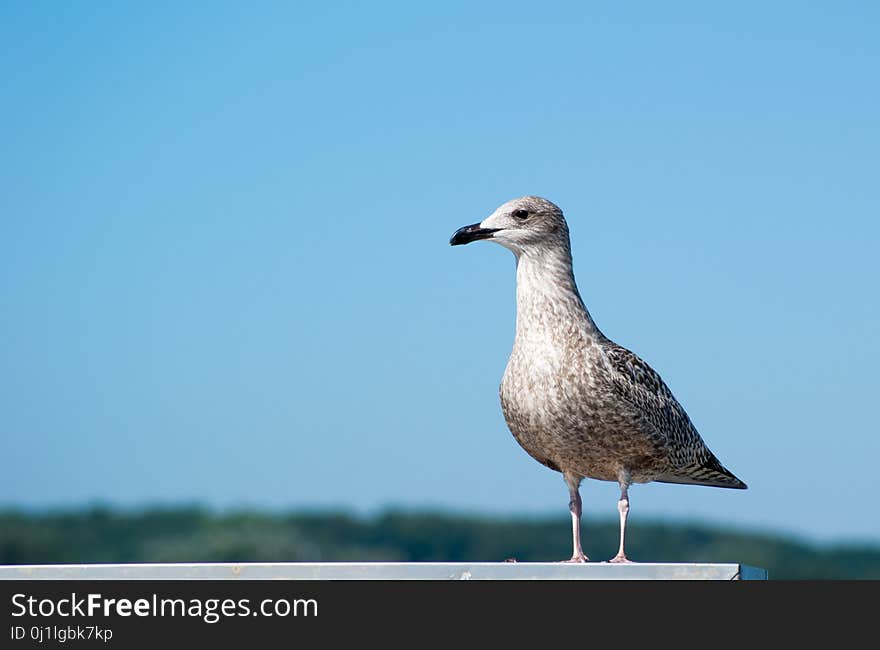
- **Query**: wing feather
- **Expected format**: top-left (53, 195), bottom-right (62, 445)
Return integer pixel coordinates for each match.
top-left (602, 343), bottom-right (746, 488)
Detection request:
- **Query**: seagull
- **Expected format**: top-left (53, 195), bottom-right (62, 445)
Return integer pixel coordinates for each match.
top-left (450, 196), bottom-right (746, 563)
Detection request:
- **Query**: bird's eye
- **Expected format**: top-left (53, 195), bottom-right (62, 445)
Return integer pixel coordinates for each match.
top-left (512, 209), bottom-right (529, 220)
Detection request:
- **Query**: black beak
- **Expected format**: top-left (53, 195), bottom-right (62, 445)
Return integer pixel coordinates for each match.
top-left (449, 223), bottom-right (500, 246)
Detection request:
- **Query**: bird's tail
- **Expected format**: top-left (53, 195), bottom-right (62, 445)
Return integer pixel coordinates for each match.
top-left (656, 454), bottom-right (748, 490)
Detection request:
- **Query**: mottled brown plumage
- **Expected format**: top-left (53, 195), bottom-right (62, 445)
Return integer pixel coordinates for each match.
top-left (450, 196), bottom-right (746, 562)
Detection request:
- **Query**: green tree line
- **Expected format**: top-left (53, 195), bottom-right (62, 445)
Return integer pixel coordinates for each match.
top-left (1, 507), bottom-right (878, 579)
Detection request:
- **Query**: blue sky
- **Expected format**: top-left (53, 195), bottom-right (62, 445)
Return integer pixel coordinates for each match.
top-left (1, 2), bottom-right (878, 543)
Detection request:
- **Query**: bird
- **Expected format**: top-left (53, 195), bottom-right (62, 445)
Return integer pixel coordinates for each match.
top-left (449, 196), bottom-right (746, 563)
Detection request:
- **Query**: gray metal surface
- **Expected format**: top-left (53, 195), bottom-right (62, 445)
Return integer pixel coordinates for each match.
top-left (0, 562), bottom-right (766, 580)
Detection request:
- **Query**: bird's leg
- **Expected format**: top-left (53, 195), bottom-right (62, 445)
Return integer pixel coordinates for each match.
top-left (562, 474), bottom-right (588, 563)
top-left (609, 473), bottom-right (633, 563)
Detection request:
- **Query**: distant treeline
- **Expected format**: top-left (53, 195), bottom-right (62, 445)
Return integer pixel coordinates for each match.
top-left (1, 507), bottom-right (878, 579)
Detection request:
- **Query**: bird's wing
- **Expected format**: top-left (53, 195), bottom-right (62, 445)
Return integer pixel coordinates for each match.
top-left (602, 343), bottom-right (704, 456)
top-left (601, 343), bottom-right (746, 488)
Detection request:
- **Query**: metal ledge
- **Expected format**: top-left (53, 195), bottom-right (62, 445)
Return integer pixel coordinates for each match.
top-left (0, 562), bottom-right (767, 580)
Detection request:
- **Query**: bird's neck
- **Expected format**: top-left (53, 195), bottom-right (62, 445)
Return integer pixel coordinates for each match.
top-left (514, 246), bottom-right (600, 340)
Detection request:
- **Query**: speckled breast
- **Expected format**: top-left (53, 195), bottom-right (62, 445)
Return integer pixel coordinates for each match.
top-left (498, 344), bottom-right (667, 483)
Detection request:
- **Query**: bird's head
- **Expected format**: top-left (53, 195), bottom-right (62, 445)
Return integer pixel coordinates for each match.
top-left (449, 196), bottom-right (570, 256)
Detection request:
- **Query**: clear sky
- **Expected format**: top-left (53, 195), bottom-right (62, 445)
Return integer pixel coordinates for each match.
top-left (1, 2), bottom-right (878, 543)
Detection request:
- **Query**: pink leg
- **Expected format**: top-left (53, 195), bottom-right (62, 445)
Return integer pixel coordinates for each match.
top-left (562, 474), bottom-right (588, 563)
top-left (608, 472), bottom-right (633, 563)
